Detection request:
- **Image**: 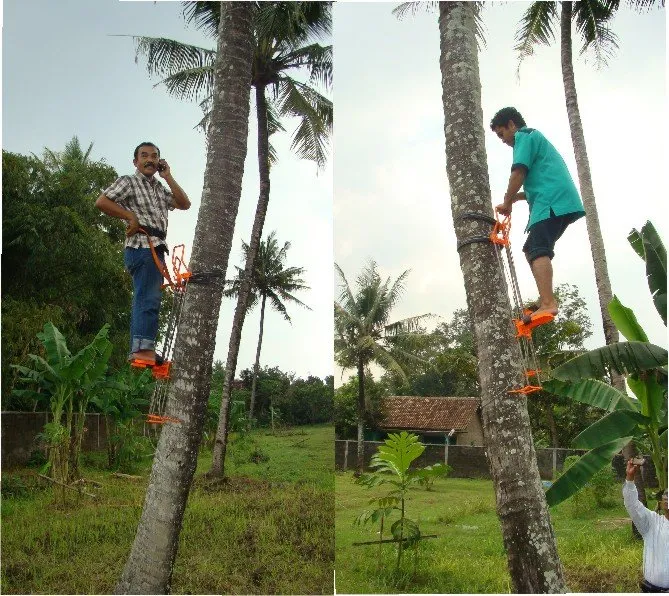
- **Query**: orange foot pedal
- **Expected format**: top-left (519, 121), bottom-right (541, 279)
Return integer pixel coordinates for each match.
top-left (508, 385), bottom-right (542, 395)
top-left (513, 312), bottom-right (555, 339)
top-left (130, 358), bottom-right (172, 380)
top-left (146, 414), bottom-right (182, 425)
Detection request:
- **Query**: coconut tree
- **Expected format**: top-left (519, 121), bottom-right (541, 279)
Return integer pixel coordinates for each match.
top-left (115, 3), bottom-right (254, 593)
top-left (438, 3), bottom-right (566, 591)
top-left (128, 2), bottom-right (332, 477)
top-left (514, 0), bottom-right (664, 521)
top-left (334, 261), bottom-right (427, 474)
top-left (224, 231), bottom-right (310, 422)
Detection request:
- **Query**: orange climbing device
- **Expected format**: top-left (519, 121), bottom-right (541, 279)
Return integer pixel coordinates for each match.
top-left (513, 311), bottom-right (555, 339)
top-left (490, 211), bottom-right (511, 246)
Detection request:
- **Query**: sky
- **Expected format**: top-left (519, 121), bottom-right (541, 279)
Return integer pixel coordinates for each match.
top-left (2, 1), bottom-right (666, 389)
top-left (2, 0), bottom-right (334, 381)
top-left (333, 1), bottom-right (667, 385)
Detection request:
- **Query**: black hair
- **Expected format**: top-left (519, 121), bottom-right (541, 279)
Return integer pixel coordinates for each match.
top-left (490, 107), bottom-right (526, 130)
top-left (134, 142), bottom-right (160, 160)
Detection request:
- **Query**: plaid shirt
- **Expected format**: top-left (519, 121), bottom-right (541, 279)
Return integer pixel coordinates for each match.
top-left (103, 170), bottom-right (174, 250)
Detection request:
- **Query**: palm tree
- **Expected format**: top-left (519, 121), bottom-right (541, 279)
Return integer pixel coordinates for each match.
top-left (514, 0), bottom-right (664, 525)
top-left (227, 231), bottom-right (310, 421)
top-left (334, 261), bottom-right (427, 474)
top-left (438, 3), bottom-right (567, 591)
top-left (127, 2), bottom-right (332, 477)
top-left (115, 4), bottom-right (254, 593)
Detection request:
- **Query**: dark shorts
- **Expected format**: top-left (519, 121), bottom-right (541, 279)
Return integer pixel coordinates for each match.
top-left (523, 210), bottom-right (583, 263)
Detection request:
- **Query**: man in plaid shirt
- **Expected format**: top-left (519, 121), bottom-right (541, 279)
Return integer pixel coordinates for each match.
top-left (96, 142), bottom-right (191, 364)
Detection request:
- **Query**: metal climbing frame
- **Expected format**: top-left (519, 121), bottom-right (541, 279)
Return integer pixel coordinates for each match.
top-left (131, 230), bottom-right (192, 425)
top-left (489, 210), bottom-right (553, 396)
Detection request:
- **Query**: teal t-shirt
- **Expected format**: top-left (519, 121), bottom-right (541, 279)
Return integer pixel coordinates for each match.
top-left (512, 127), bottom-right (585, 231)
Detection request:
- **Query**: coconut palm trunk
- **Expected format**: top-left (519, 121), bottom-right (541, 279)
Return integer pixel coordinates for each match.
top-left (116, 4), bottom-right (254, 593)
top-left (249, 293), bottom-right (267, 419)
top-left (210, 84), bottom-right (271, 476)
top-left (560, 1), bottom-right (646, 515)
top-left (356, 356), bottom-right (366, 474)
top-left (439, 3), bottom-right (566, 592)
top-left (560, 2), bottom-right (620, 371)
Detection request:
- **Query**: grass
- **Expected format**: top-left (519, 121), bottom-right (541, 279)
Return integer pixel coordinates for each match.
top-left (1, 424), bottom-right (334, 594)
top-left (335, 472), bottom-right (648, 594)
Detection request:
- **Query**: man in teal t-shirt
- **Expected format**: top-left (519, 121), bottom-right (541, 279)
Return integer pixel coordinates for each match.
top-left (490, 107), bottom-right (585, 318)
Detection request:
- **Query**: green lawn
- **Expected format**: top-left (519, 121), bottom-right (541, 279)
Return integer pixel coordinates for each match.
top-left (1, 424), bottom-right (334, 595)
top-left (335, 471), bottom-right (646, 594)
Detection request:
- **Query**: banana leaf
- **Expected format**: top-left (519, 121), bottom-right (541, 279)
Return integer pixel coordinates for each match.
top-left (608, 296), bottom-right (648, 342)
top-left (36, 322), bottom-right (70, 367)
top-left (629, 222), bottom-right (667, 326)
top-left (83, 339), bottom-right (113, 386)
top-left (546, 436), bottom-right (632, 507)
top-left (571, 410), bottom-right (649, 449)
top-left (628, 371), bottom-right (667, 424)
top-left (542, 378), bottom-right (637, 411)
top-left (628, 228), bottom-right (645, 260)
top-left (62, 324), bottom-right (110, 382)
top-left (550, 342), bottom-right (667, 381)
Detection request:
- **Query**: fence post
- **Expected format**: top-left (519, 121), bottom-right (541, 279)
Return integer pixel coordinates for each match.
top-left (445, 442), bottom-right (449, 466)
top-left (344, 440), bottom-right (349, 471)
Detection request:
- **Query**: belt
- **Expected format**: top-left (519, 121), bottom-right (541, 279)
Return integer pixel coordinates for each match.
top-left (138, 224), bottom-right (166, 240)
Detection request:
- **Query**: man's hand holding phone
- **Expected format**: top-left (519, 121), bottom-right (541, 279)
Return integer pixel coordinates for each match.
top-left (157, 158), bottom-right (170, 178)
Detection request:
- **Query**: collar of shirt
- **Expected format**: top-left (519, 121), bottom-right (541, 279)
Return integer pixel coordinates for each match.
top-left (134, 169), bottom-right (156, 186)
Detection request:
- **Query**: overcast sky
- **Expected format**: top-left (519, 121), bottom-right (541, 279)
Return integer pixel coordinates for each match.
top-left (2, 1), bottom-right (666, 388)
top-left (334, 1), bottom-right (667, 384)
top-left (2, 0), bottom-right (334, 381)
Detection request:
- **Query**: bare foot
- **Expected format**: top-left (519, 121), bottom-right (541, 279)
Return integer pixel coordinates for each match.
top-left (522, 305), bottom-right (558, 324)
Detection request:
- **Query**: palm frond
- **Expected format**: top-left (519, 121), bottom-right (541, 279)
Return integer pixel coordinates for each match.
top-left (182, 1), bottom-right (222, 39)
top-left (276, 43), bottom-right (333, 90)
top-left (276, 78), bottom-right (332, 168)
top-left (514, 2), bottom-right (558, 68)
top-left (126, 35), bottom-right (216, 79)
top-left (573, 0), bottom-right (619, 68)
top-left (159, 65), bottom-right (214, 103)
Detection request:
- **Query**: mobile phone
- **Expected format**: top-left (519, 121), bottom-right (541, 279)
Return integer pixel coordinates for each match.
top-left (157, 160), bottom-right (166, 172)
top-left (631, 456), bottom-right (645, 466)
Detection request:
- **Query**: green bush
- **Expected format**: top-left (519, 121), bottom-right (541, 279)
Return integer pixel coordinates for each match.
top-left (560, 455), bottom-right (618, 514)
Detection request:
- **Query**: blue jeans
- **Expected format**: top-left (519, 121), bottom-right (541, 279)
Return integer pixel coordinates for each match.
top-left (124, 247), bottom-right (164, 356)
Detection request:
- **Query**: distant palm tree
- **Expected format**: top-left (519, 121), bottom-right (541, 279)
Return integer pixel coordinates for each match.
top-left (335, 261), bottom-right (426, 474)
top-left (226, 232), bottom-right (311, 421)
top-left (116, 4), bottom-right (254, 593)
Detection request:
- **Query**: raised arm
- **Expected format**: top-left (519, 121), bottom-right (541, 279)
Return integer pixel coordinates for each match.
top-left (622, 459), bottom-right (653, 536)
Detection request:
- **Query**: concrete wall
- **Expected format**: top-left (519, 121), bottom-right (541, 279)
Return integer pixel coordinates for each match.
top-left (457, 412), bottom-right (484, 446)
top-left (334, 439), bottom-right (659, 486)
top-left (2, 411), bottom-right (108, 469)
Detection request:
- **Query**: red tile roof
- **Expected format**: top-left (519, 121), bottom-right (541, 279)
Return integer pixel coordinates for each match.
top-left (380, 396), bottom-right (480, 432)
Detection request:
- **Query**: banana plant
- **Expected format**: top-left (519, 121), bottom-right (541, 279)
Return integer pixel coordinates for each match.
top-left (354, 432), bottom-right (449, 571)
top-left (543, 222), bottom-right (667, 506)
top-left (12, 322), bottom-right (117, 485)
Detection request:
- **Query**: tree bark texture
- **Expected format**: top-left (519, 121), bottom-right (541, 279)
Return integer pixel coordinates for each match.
top-left (210, 83), bottom-right (271, 476)
top-left (439, 3), bottom-right (566, 592)
top-left (116, 4), bottom-right (254, 593)
top-left (356, 356), bottom-right (366, 474)
top-left (561, 3), bottom-right (644, 535)
top-left (249, 293), bottom-right (267, 419)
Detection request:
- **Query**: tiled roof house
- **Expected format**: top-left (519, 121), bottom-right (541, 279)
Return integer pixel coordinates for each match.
top-left (379, 396), bottom-right (483, 446)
